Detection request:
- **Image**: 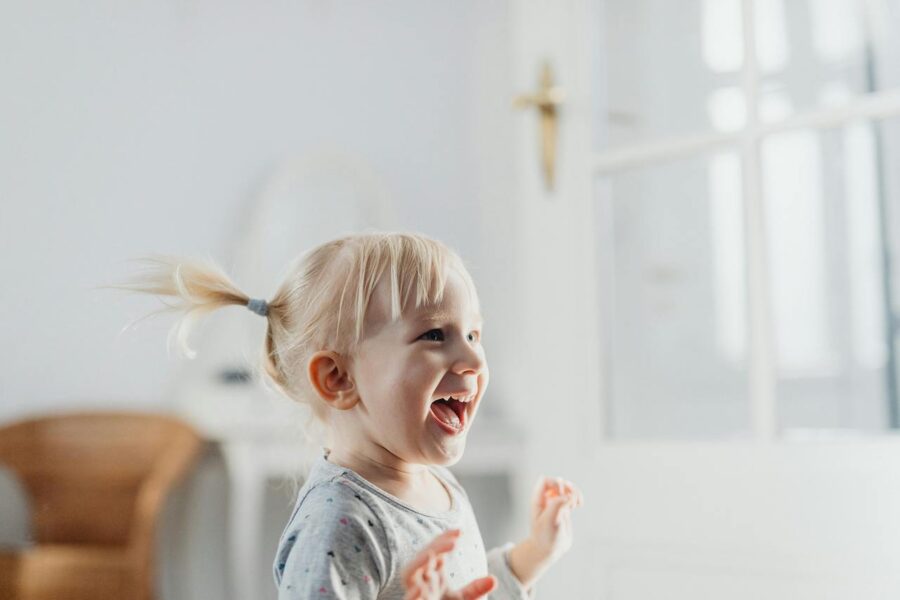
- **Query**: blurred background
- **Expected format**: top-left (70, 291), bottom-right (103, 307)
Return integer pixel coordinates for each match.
top-left (3, 0), bottom-right (900, 598)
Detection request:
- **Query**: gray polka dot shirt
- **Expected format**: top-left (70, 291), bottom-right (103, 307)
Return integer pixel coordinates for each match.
top-left (273, 450), bottom-right (532, 599)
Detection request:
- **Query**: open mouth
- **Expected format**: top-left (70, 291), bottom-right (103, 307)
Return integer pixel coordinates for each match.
top-left (429, 395), bottom-right (472, 433)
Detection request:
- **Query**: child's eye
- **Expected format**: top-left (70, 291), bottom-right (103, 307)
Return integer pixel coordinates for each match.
top-left (420, 329), bottom-right (444, 342)
top-left (467, 331), bottom-right (480, 343)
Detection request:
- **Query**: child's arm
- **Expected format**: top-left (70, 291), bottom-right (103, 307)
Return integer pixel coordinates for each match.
top-left (275, 484), bottom-right (387, 599)
top-left (506, 477), bottom-right (584, 590)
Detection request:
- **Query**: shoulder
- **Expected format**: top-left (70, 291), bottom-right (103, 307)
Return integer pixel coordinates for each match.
top-left (294, 478), bottom-right (385, 531)
top-left (275, 480), bottom-right (392, 589)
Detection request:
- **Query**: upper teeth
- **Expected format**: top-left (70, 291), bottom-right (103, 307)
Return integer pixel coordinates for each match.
top-left (442, 395), bottom-right (472, 403)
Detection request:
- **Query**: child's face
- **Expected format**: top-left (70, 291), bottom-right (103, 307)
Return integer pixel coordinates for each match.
top-left (348, 268), bottom-right (488, 467)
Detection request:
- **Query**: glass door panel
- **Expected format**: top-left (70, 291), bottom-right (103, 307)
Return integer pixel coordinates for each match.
top-left (755, 0), bottom-right (900, 124)
top-left (761, 117), bottom-right (899, 432)
top-left (598, 0), bottom-right (746, 148)
top-left (596, 150), bottom-right (750, 438)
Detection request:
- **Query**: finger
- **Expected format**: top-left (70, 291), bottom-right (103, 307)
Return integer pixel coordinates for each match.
top-left (402, 530), bottom-right (460, 582)
top-left (421, 552), bottom-right (436, 589)
top-left (536, 476), bottom-right (567, 519)
top-left (423, 557), bottom-right (440, 595)
top-left (405, 567), bottom-right (429, 600)
top-left (427, 553), bottom-right (443, 595)
top-left (536, 476), bottom-right (561, 496)
top-left (417, 567), bottom-right (436, 598)
top-left (430, 553), bottom-right (447, 593)
top-left (555, 505), bottom-right (571, 527)
top-left (531, 476), bottom-right (551, 514)
top-left (436, 561), bottom-right (447, 592)
top-left (405, 560), bottom-right (430, 589)
top-left (430, 568), bottom-right (443, 596)
top-left (570, 483), bottom-right (584, 507)
top-left (424, 530), bottom-right (460, 561)
top-left (402, 560), bottom-right (423, 587)
top-left (542, 477), bottom-right (560, 499)
top-left (541, 495), bottom-right (569, 526)
top-left (561, 480), bottom-right (584, 508)
top-left (557, 477), bottom-right (565, 496)
top-left (410, 566), bottom-right (426, 594)
top-left (542, 494), bottom-right (569, 514)
top-left (422, 528), bottom-right (460, 553)
top-left (434, 555), bottom-right (445, 583)
top-left (457, 575), bottom-right (498, 600)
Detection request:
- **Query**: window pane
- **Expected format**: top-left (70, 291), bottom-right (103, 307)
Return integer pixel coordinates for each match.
top-left (762, 118), bottom-right (899, 432)
top-left (597, 0), bottom-right (746, 148)
top-left (597, 151), bottom-right (750, 438)
top-left (756, 0), bottom-right (900, 124)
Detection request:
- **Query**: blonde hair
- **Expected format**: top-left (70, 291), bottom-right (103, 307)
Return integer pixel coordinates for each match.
top-left (115, 232), bottom-right (479, 422)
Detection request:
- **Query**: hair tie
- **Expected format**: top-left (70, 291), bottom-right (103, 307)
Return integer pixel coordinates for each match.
top-left (246, 298), bottom-right (269, 317)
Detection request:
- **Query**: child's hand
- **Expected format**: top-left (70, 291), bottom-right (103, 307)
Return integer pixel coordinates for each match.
top-left (402, 529), bottom-right (497, 600)
top-left (530, 476), bottom-right (584, 560)
top-left (508, 476), bottom-right (584, 589)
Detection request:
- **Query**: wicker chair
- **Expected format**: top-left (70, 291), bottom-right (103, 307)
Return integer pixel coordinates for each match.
top-left (0, 412), bottom-right (204, 600)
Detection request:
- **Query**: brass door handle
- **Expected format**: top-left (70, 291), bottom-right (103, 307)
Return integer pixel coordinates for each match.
top-left (513, 63), bottom-right (564, 191)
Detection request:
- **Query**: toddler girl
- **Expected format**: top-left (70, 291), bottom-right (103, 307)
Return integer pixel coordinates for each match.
top-left (121, 232), bottom-right (582, 599)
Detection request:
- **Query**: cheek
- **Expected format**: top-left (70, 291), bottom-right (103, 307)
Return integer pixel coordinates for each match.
top-left (478, 370), bottom-right (489, 395)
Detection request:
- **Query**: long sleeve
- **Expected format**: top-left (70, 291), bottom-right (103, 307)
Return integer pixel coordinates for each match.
top-left (275, 483), bottom-right (388, 599)
top-left (486, 543), bottom-right (534, 599)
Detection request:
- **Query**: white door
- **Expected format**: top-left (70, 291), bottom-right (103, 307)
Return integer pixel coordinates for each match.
top-left (509, 1), bottom-right (900, 598)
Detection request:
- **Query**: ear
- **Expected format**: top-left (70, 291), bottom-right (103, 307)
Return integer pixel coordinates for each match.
top-left (307, 351), bottom-right (358, 410)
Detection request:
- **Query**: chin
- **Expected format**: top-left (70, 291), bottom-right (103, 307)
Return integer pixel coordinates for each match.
top-left (428, 440), bottom-right (467, 467)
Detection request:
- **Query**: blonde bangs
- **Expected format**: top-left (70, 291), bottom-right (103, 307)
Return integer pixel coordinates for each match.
top-left (334, 234), bottom-right (470, 348)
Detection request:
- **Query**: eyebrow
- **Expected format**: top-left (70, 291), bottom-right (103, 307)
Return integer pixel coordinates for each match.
top-left (413, 312), bottom-right (484, 326)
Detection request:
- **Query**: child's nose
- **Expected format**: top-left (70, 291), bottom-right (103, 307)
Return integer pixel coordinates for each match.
top-left (452, 341), bottom-right (486, 375)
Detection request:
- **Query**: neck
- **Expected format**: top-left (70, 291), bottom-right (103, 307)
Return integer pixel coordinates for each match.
top-left (326, 442), bottom-right (431, 492)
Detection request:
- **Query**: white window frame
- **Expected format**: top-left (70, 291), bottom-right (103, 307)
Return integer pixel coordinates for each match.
top-left (589, 0), bottom-right (900, 440)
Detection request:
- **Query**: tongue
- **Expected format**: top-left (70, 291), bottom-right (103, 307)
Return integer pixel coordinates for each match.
top-left (431, 401), bottom-right (460, 428)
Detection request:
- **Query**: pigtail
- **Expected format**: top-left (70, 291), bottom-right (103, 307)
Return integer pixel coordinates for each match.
top-left (110, 254), bottom-right (254, 359)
